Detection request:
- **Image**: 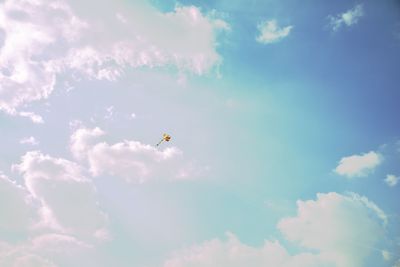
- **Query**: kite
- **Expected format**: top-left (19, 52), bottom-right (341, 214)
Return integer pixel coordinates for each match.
top-left (156, 133), bottom-right (171, 147)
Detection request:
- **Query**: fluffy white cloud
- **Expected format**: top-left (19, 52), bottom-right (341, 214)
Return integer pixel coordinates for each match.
top-left (328, 4), bottom-right (364, 31)
top-left (13, 151), bottom-right (108, 239)
top-left (334, 151), bottom-right (382, 178)
top-left (384, 174), bottom-right (399, 187)
top-left (70, 127), bottom-right (198, 183)
top-left (0, 0), bottom-right (86, 114)
top-left (256, 20), bottom-right (293, 44)
top-left (62, 3), bottom-right (228, 76)
top-left (0, 0), bottom-right (227, 116)
top-left (0, 150), bottom-right (108, 266)
top-left (163, 192), bottom-right (387, 267)
top-left (70, 126), bottom-right (105, 161)
top-left (278, 192), bottom-right (386, 267)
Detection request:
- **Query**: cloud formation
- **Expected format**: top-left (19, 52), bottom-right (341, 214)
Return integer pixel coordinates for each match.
top-left (334, 151), bottom-right (382, 178)
top-left (0, 0), bottom-right (85, 114)
top-left (13, 151), bottom-right (108, 238)
top-left (0, 0), bottom-right (228, 116)
top-left (70, 126), bottom-right (199, 183)
top-left (278, 192), bottom-right (387, 267)
top-left (164, 232), bottom-right (332, 267)
top-left (328, 4), bottom-right (364, 31)
top-left (256, 20), bottom-right (293, 44)
top-left (163, 192), bottom-right (387, 267)
top-left (0, 151), bottom-right (109, 266)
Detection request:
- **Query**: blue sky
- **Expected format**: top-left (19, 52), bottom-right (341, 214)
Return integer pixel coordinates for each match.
top-left (0, 0), bottom-right (399, 266)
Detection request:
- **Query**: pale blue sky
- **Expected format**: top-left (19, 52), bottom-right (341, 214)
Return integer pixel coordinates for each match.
top-left (0, 0), bottom-right (399, 266)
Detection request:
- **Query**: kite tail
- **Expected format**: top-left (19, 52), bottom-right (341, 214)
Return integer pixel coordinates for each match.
top-left (156, 139), bottom-right (164, 147)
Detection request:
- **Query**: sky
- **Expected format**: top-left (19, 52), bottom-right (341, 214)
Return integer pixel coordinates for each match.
top-left (0, 0), bottom-right (400, 266)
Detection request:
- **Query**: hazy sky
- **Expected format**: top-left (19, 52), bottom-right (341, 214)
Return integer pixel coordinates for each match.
top-left (1, 0), bottom-right (400, 266)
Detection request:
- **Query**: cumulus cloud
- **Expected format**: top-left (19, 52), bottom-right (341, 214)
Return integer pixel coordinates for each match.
top-left (0, 150), bottom-right (108, 266)
top-left (0, 0), bottom-right (86, 114)
top-left (256, 20), bottom-right (293, 44)
top-left (13, 151), bottom-right (108, 239)
top-left (70, 126), bottom-right (105, 161)
top-left (334, 151), bottom-right (382, 178)
top-left (70, 127), bottom-right (199, 183)
top-left (384, 174), bottom-right (399, 187)
top-left (163, 192), bottom-right (387, 267)
top-left (328, 4), bottom-right (364, 31)
top-left (278, 192), bottom-right (386, 267)
top-left (0, 0), bottom-right (227, 116)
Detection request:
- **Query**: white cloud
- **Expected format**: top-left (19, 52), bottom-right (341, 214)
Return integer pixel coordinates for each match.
top-left (18, 112), bottom-right (44, 124)
top-left (0, 0), bottom-right (86, 115)
top-left (384, 174), bottom-right (399, 187)
top-left (19, 136), bottom-right (39, 146)
top-left (0, 173), bottom-right (37, 240)
top-left (13, 151), bottom-right (108, 239)
top-left (334, 151), bottom-right (382, 178)
top-left (70, 127), bottom-right (199, 183)
top-left (69, 127), bottom-right (106, 161)
top-left (256, 20), bottom-right (293, 44)
top-left (278, 192), bottom-right (386, 267)
top-left (163, 192), bottom-right (387, 267)
top-left (62, 3), bottom-right (228, 76)
top-left (328, 4), bottom-right (364, 31)
top-left (164, 232), bottom-right (333, 267)
top-left (0, 0), bottom-right (227, 117)
top-left (0, 151), bottom-right (107, 266)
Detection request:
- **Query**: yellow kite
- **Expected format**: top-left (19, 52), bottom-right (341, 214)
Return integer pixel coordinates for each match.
top-left (156, 133), bottom-right (171, 147)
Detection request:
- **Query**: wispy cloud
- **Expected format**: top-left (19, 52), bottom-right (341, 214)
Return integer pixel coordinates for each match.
top-left (256, 20), bottom-right (293, 44)
top-left (19, 136), bottom-right (39, 146)
top-left (384, 174), bottom-right (399, 187)
top-left (104, 105), bottom-right (114, 120)
top-left (334, 151), bottom-right (382, 178)
top-left (18, 112), bottom-right (44, 124)
top-left (328, 4), bottom-right (364, 31)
